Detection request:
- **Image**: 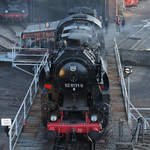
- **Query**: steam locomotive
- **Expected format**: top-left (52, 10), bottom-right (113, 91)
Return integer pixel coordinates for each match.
top-left (40, 7), bottom-right (110, 141)
top-left (0, 0), bottom-right (29, 23)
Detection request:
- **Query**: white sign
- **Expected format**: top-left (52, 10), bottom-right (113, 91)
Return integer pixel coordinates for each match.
top-left (16, 32), bottom-right (21, 37)
top-left (1, 118), bottom-right (12, 126)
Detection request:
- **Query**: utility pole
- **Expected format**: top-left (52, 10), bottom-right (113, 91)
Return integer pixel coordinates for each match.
top-left (105, 0), bottom-right (107, 18)
top-left (116, 0), bottom-right (118, 16)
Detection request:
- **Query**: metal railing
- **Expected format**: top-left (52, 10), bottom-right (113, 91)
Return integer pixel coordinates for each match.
top-left (12, 46), bottom-right (48, 64)
top-left (131, 117), bottom-right (145, 143)
top-left (12, 46), bottom-right (48, 75)
top-left (9, 51), bottom-right (49, 150)
top-left (12, 46), bottom-right (20, 63)
top-left (114, 38), bottom-right (150, 129)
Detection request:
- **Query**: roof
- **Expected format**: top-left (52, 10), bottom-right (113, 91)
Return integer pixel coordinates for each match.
top-left (23, 21), bottom-right (60, 34)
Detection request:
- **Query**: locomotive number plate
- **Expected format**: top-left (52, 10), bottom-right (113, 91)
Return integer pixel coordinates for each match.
top-left (65, 83), bottom-right (83, 88)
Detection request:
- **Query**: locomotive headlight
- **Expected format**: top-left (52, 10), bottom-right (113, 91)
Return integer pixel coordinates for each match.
top-left (50, 115), bottom-right (57, 122)
top-left (59, 69), bottom-right (65, 77)
top-left (45, 22), bottom-right (50, 28)
top-left (5, 10), bottom-right (8, 13)
top-left (91, 115), bottom-right (98, 122)
top-left (22, 10), bottom-right (25, 13)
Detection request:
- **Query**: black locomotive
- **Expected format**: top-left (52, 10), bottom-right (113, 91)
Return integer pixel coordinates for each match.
top-left (40, 7), bottom-right (110, 141)
top-left (0, 0), bottom-right (29, 22)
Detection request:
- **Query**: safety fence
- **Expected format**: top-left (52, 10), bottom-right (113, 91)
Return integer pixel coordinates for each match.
top-left (12, 47), bottom-right (48, 64)
top-left (12, 46), bottom-right (48, 75)
top-left (114, 38), bottom-right (150, 130)
top-left (9, 51), bottom-right (49, 150)
top-left (12, 47), bottom-right (48, 60)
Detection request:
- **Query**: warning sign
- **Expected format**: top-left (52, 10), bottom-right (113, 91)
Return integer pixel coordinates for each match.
top-left (1, 118), bottom-right (12, 126)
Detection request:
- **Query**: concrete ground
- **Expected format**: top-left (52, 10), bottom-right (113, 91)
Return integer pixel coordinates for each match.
top-left (0, 62), bottom-right (32, 150)
top-left (130, 66), bottom-right (150, 106)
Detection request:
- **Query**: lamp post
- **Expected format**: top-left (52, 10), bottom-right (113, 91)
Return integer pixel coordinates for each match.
top-left (124, 66), bottom-right (133, 124)
top-left (124, 66), bottom-right (133, 99)
top-left (116, 0), bottom-right (118, 16)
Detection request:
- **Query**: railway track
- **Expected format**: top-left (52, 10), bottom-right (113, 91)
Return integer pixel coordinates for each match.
top-left (53, 135), bottom-right (93, 150)
top-left (15, 91), bottom-right (48, 150)
top-left (94, 53), bottom-right (132, 150)
top-left (15, 90), bottom-right (95, 150)
top-left (0, 24), bottom-right (27, 51)
top-left (0, 35), bottom-right (14, 50)
top-left (0, 25), bottom-right (17, 49)
top-left (0, 25), bottom-right (18, 42)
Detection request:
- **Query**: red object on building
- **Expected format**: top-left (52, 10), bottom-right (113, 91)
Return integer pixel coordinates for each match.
top-left (125, 0), bottom-right (138, 7)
